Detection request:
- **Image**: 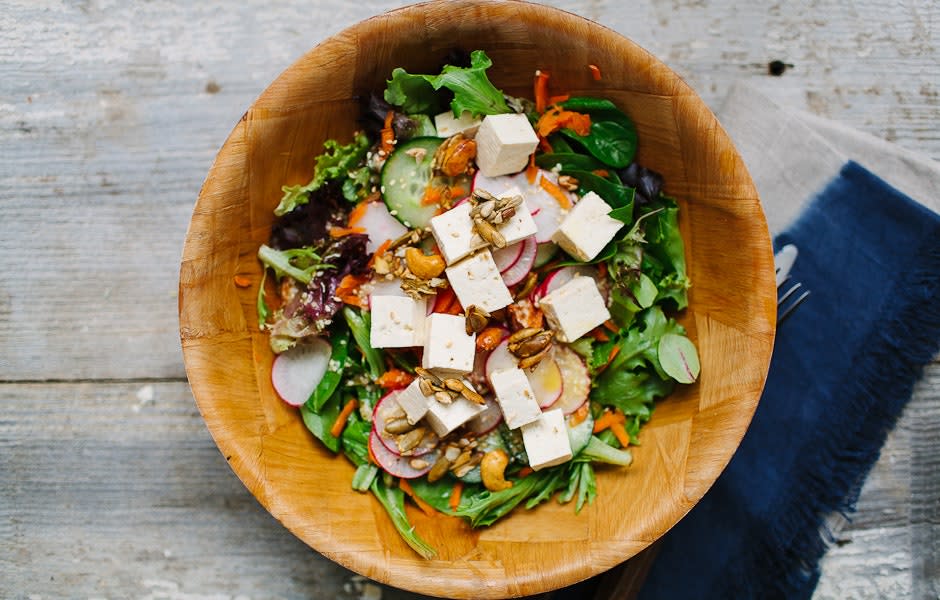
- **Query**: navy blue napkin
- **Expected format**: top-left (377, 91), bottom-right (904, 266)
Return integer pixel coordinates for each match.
top-left (630, 161), bottom-right (940, 599)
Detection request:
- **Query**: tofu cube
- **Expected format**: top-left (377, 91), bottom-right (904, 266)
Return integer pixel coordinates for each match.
top-left (551, 191), bottom-right (624, 262)
top-left (369, 295), bottom-right (427, 348)
top-left (489, 368), bottom-right (542, 429)
top-left (394, 378), bottom-right (430, 425)
top-left (425, 393), bottom-right (486, 437)
top-left (430, 202), bottom-right (485, 265)
top-left (475, 113), bottom-right (539, 177)
top-left (445, 250), bottom-right (513, 313)
top-left (434, 110), bottom-right (483, 138)
top-left (538, 276), bottom-right (611, 342)
top-left (422, 313), bottom-right (476, 374)
top-left (521, 408), bottom-right (573, 471)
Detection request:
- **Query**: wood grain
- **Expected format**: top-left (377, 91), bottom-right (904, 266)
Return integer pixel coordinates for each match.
top-left (179, 2), bottom-right (775, 597)
top-left (1, 0), bottom-right (937, 598)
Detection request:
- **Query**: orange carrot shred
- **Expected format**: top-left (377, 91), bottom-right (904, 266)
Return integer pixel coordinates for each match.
top-left (448, 481), bottom-right (463, 511)
top-left (329, 225), bottom-right (366, 238)
top-left (450, 186), bottom-right (467, 199)
top-left (538, 136), bottom-right (554, 154)
top-left (368, 239), bottom-right (392, 269)
top-left (603, 319), bottom-right (619, 333)
top-left (536, 106), bottom-right (591, 138)
top-left (380, 110), bottom-right (396, 154)
top-left (610, 420), bottom-right (631, 448)
top-left (348, 201), bottom-right (370, 227)
top-left (534, 70), bottom-right (550, 114)
top-left (330, 399), bottom-right (358, 438)
top-left (516, 466), bottom-right (534, 478)
top-left (400, 479), bottom-right (437, 516)
top-left (593, 169), bottom-right (610, 178)
top-left (547, 94), bottom-right (570, 105)
top-left (525, 153), bottom-right (538, 184)
top-left (539, 175), bottom-right (572, 209)
top-left (589, 327), bottom-right (610, 342)
top-left (421, 185), bottom-right (443, 206)
top-left (588, 64), bottom-right (602, 81)
top-left (233, 275), bottom-right (251, 288)
top-left (570, 403), bottom-right (590, 427)
top-left (375, 369), bottom-right (415, 390)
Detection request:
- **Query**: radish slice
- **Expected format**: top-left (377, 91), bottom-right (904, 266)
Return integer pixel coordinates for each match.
top-left (528, 357), bottom-right (564, 408)
top-left (532, 265), bottom-right (599, 304)
top-left (373, 391), bottom-right (438, 457)
top-left (354, 201), bottom-right (408, 254)
top-left (500, 237), bottom-right (537, 286)
top-left (369, 428), bottom-right (438, 479)
top-left (550, 346), bottom-right (591, 414)
top-left (270, 338), bottom-right (332, 406)
top-left (484, 339), bottom-right (518, 383)
top-left (466, 397), bottom-right (503, 435)
top-left (492, 241), bottom-right (524, 273)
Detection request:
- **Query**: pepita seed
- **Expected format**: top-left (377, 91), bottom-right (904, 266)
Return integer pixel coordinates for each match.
top-left (418, 378), bottom-right (435, 397)
top-left (518, 345), bottom-right (552, 370)
top-left (384, 417), bottom-right (414, 435)
top-left (443, 378), bottom-right (465, 393)
top-left (510, 331), bottom-right (554, 358)
top-left (473, 217), bottom-right (506, 248)
top-left (434, 391), bottom-right (454, 404)
top-left (460, 386), bottom-right (486, 405)
top-left (409, 458), bottom-right (429, 470)
top-left (427, 455), bottom-right (452, 483)
top-left (396, 427), bottom-right (427, 453)
top-left (444, 446), bottom-right (462, 462)
top-left (507, 327), bottom-right (541, 344)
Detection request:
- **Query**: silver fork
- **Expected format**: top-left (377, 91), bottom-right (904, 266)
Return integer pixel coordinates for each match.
top-left (775, 244), bottom-right (811, 324)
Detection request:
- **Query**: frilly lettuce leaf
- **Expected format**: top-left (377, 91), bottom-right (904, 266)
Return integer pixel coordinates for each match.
top-left (274, 132), bottom-right (370, 216)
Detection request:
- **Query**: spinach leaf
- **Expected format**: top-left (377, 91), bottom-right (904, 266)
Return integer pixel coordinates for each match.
top-left (642, 196), bottom-right (692, 309)
top-left (370, 475), bottom-right (436, 559)
top-left (455, 467), bottom-right (567, 527)
top-left (343, 306), bottom-right (385, 380)
top-left (300, 391), bottom-right (342, 452)
top-left (561, 120), bottom-right (638, 168)
top-left (534, 152), bottom-right (606, 172)
top-left (341, 418), bottom-right (372, 466)
top-left (563, 169), bottom-right (635, 210)
top-left (308, 326), bottom-right (349, 411)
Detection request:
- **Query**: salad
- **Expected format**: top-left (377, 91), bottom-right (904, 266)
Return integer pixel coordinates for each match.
top-left (256, 50), bottom-right (700, 558)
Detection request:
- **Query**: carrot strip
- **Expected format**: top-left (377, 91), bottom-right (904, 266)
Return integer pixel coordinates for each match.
top-left (603, 319), bottom-right (619, 333)
top-left (536, 106), bottom-right (591, 138)
top-left (593, 409), bottom-right (626, 433)
top-left (335, 274), bottom-right (369, 309)
top-left (534, 70), bottom-right (550, 113)
top-left (233, 275), bottom-right (251, 288)
top-left (330, 398), bottom-right (359, 438)
top-left (399, 479), bottom-right (437, 516)
top-left (348, 201), bottom-right (370, 227)
top-left (589, 327), bottom-right (610, 342)
top-left (375, 369), bottom-right (415, 390)
top-left (448, 481), bottom-right (463, 511)
top-left (516, 466), bottom-right (534, 478)
top-left (592, 169), bottom-right (610, 178)
top-left (588, 64), bottom-right (602, 81)
top-left (610, 420), bottom-right (631, 448)
top-left (421, 185), bottom-right (443, 206)
top-left (539, 175), bottom-right (572, 209)
top-left (380, 110), bottom-right (396, 154)
top-left (525, 153), bottom-right (538, 184)
top-left (570, 403), bottom-right (590, 427)
top-left (595, 345), bottom-right (621, 374)
top-left (368, 239), bottom-right (392, 269)
top-left (547, 93), bottom-right (570, 105)
top-left (329, 225), bottom-right (366, 238)
top-left (449, 186), bottom-right (467, 199)
top-left (538, 136), bottom-right (554, 154)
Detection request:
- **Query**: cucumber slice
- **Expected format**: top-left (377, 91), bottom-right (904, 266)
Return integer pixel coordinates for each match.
top-left (381, 137), bottom-right (470, 229)
top-left (567, 410), bottom-right (595, 455)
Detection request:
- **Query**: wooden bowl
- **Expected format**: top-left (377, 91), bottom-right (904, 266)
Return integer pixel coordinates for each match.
top-left (179, 1), bottom-right (776, 597)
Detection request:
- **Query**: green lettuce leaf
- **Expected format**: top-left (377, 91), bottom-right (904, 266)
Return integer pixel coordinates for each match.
top-left (274, 132), bottom-right (370, 216)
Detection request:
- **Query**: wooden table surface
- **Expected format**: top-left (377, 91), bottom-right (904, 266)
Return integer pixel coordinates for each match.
top-left (2, 1), bottom-right (937, 598)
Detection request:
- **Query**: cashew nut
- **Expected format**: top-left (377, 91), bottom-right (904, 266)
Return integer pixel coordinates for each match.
top-left (481, 449), bottom-right (513, 492)
top-left (405, 247), bottom-right (445, 280)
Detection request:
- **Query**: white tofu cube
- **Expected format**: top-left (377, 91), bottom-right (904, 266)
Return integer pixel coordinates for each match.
top-left (490, 186), bottom-right (538, 245)
top-left (369, 295), bottom-right (427, 348)
top-left (434, 110), bottom-right (483, 138)
top-left (521, 408), bottom-right (573, 471)
top-left (551, 191), bottom-right (624, 261)
top-left (430, 202), bottom-right (486, 265)
top-left (538, 276), bottom-right (611, 342)
top-left (489, 368), bottom-right (542, 429)
top-left (422, 313), bottom-right (476, 374)
top-left (445, 250), bottom-right (513, 313)
top-left (394, 379), bottom-right (429, 425)
top-left (475, 113), bottom-right (539, 177)
top-left (425, 392), bottom-right (486, 437)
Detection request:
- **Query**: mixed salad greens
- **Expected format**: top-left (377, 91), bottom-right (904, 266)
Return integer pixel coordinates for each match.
top-left (256, 50), bottom-right (699, 558)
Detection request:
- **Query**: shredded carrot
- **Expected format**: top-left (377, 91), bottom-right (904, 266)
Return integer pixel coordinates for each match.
top-left (539, 175), bottom-right (572, 210)
top-left (375, 369), bottom-right (415, 390)
top-left (588, 64), bottom-right (602, 81)
top-left (233, 275), bottom-right (251, 288)
top-left (592, 409), bottom-right (625, 433)
top-left (516, 466), bottom-right (534, 478)
top-left (592, 169), bottom-right (610, 178)
top-left (547, 93), bottom-right (570, 105)
top-left (570, 403), bottom-right (590, 427)
top-left (536, 106), bottom-right (592, 138)
top-left (335, 274), bottom-right (369, 309)
top-left (330, 398), bottom-right (359, 438)
top-left (448, 481), bottom-right (463, 511)
top-left (433, 288), bottom-right (457, 313)
top-left (534, 70), bottom-right (551, 113)
top-left (421, 185), bottom-right (443, 206)
top-left (476, 327), bottom-right (506, 352)
top-left (589, 327), bottom-right (610, 342)
top-left (399, 479), bottom-right (437, 516)
top-left (380, 110), bottom-right (396, 154)
top-left (595, 345), bottom-right (621, 374)
top-left (449, 186), bottom-right (467, 199)
top-left (538, 136), bottom-right (554, 154)
top-left (610, 420), bottom-right (631, 448)
top-left (603, 319), bottom-right (619, 333)
top-left (525, 153), bottom-right (538, 185)
top-left (348, 201), bottom-right (370, 227)
top-left (368, 239), bottom-right (392, 269)
top-left (329, 225), bottom-right (366, 238)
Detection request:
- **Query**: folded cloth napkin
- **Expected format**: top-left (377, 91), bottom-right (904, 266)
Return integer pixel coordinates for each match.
top-left (633, 87), bottom-right (940, 599)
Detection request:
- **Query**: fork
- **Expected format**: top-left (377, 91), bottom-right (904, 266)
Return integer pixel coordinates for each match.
top-left (775, 244), bottom-right (811, 324)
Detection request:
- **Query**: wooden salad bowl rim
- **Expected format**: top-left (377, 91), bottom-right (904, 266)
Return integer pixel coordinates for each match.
top-left (179, 1), bottom-right (777, 597)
